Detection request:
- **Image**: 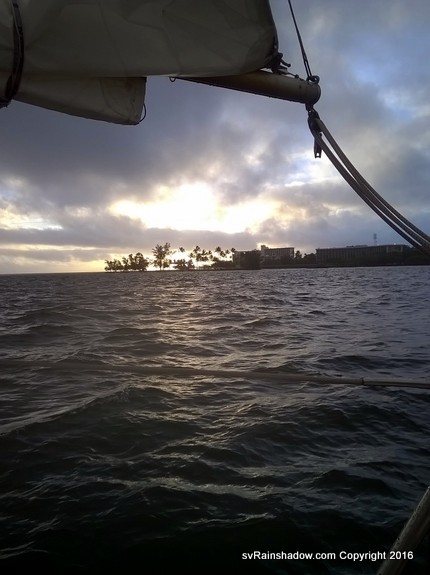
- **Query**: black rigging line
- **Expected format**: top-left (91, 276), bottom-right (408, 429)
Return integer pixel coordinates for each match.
top-left (287, 0), bottom-right (319, 84)
top-left (286, 1), bottom-right (430, 255)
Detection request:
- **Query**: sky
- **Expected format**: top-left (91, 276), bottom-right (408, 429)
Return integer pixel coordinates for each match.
top-left (1, 0), bottom-right (430, 273)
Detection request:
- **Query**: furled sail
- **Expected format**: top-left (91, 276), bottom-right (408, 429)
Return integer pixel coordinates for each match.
top-left (0, 0), bottom-right (279, 124)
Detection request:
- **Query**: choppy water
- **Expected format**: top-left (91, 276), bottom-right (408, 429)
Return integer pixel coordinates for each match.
top-left (0, 267), bottom-right (429, 574)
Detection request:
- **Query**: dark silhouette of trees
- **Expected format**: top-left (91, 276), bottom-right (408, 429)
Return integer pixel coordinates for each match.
top-left (235, 250), bottom-right (261, 269)
top-left (302, 252), bottom-right (316, 264)
top-left (134, 252), bottom-right (149, 271)
top-left (190, 245), bottom-right (202, 268)
top-left (104, 258), bottom-right (123, 272)
top-left (105, 253), bottom-right (149, 272)
top-left (173, 258), bottom-right (195, 271)
top-left (152, 242), bottom-right (172, 271)
top-left (105, 244), bottom-right (237, 272)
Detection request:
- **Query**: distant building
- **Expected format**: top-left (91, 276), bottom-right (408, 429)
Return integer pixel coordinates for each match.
top-left (260, 244), bottom-right (295, 263)
top-left (315, 244), bottom-right (408, 265)
top-left (233, 245), bottom-right (296, 268)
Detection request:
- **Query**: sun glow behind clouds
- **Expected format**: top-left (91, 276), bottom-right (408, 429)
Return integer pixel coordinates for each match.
top-left (110, 182), bottom-right (278, 233)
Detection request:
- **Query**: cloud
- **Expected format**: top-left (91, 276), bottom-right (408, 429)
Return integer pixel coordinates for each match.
top-left (1, 0), bottom-right (429, 272)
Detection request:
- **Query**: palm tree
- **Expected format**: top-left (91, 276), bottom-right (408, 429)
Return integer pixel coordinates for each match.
top-left (122, 256), bottom-right (130, 271)
top-left (152, 243), bottom-right (172, 270)
top-left (174, 258), bottom-right (194, 271)
top-left (201, 249), bottom-right (209, 267)
top-left (192, 245), bottom-right (202, 269)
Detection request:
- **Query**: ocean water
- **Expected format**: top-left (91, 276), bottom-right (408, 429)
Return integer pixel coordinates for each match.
top-left (0, 267), bottom-right (429, 574)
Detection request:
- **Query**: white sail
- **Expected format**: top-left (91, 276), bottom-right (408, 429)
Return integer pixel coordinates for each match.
top-left (0, 0), bottom-right (278, 124)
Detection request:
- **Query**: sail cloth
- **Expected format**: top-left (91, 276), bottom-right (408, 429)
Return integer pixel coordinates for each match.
top-left (0, 0), bottom-right (278, 124)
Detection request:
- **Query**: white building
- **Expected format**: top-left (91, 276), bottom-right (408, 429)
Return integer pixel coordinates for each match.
top-left (260, 244), bottom-right (295, 262)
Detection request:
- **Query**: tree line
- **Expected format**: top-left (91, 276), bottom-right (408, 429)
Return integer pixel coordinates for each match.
top-left (104, 243), bottom-right (236, 272)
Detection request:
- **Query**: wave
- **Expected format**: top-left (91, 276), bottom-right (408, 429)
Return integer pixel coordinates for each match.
top-left (0, 385), bottom-right (127, 436)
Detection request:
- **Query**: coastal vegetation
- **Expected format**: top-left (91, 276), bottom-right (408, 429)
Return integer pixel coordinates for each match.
top-left (104, 244), bottom-right (236, 272)
top-left (104, 252), bottom-right (149, 272)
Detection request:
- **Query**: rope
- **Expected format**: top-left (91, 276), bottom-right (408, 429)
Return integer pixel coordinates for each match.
top-left (287, 0), bottom-right (319, 84)
top-left (1, 358), bottom-right (429, 391)
top-left (308, 110), bottom-right (430, 257)
top-left (131, 366), bottom-right (430, 391)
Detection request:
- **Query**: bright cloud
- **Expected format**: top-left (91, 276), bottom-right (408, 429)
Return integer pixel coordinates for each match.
top-left (110, 182), bottom-right (280, 234)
